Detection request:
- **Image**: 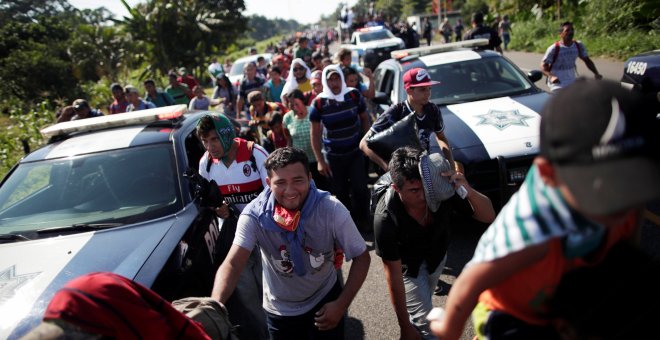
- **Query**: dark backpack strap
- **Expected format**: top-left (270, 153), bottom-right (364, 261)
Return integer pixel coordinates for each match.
top-left (549, 41), bottom-right (560, 71)
top-left (574, 40), bottom-right (583, 59)
top-left (247, 141), bottom-right (258, 172)
top-left (205, 152), bottom-right (213, 172)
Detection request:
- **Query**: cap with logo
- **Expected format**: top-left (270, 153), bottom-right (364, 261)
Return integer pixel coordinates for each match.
top-left (540, 79), bottom-right (660, 215)
top-left (403, 68), bottom-right (440, 90)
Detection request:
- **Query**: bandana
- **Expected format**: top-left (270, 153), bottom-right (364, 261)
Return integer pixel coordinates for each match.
top-left (468, 165), bottom-right (605, 267)
top-left (258, 181), bottom-right (328, 276)
top-left (318, 64), bottom-right (353, 102)
top-left (201, 114), bottom-right (235, 163)
top-left (273, 204), bottom-right (302, 232)
top-left (281, 58), bottom-right (312, 98)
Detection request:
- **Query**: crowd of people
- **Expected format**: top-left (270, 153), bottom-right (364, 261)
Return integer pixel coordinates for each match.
top-left (35, 13), bottom-right (658, 340)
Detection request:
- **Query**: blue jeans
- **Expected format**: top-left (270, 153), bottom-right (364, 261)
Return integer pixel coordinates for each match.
top-left (326, 151), bottom-right (370, 231)
top-left (404, 256), bottom-right (447, 340)
top-left (265, 280), bottom-right (345, 340)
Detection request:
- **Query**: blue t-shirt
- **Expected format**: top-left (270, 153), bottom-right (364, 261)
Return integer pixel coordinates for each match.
top-left (309, 89), bottom-right (366, 156)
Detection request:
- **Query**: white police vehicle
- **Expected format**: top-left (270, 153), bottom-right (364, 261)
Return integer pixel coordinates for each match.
top-left (372, 40), bottom-right (550, 207)
top-left (341, 26), bottom-right (406, 71)
top-left (228, 53), bottom-right (273, 87)
top-left (0, 106), bottom-right (232, 338)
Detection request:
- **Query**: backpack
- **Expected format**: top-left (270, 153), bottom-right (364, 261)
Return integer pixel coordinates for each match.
top-left (370, 172), bottom-right (392, 220)
top-left (549, 40), bottom-right (583, 71)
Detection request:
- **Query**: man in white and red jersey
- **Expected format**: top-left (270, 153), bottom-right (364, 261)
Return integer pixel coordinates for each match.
top-left (197, 113), bottom-right (269, 339)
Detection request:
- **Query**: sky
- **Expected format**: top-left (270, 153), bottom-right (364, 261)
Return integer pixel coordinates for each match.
top-left (68, 0), bottom-right (358, 25)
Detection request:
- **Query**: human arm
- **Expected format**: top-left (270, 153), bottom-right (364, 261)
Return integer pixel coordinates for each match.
top-left (361, 68), bottom-right (376, 99)
top-left (429, 242), bottom-right (549, 340)
top-left (211, 244), bottom-right (252, 303)
top-left (359, 130), bottom-right (389, 171)
top-left (383, 259), bottom-right (422, 340)
top-left (581, 56), bottom-right (602, 79)
top-left (236, 95), bottom-right (245, 118)
top-left (435, 131), bottom-right (455, 170)
top-left (310, 120), bottom-right (332, 177)
top-left (359, 110), bottom-right (371, 135)
top-left (314, 249), bottom-right (370, 330)
top-left (442, 171), bottom-right (495, 224)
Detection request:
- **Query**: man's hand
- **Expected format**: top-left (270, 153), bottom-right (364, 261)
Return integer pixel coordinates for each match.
top-left (550, 75), bottom-right (560, 84)
top-left (314, 300), bottom-right (344, 331)
top-left (400, 322), bottom-right (422, 340)
top-left (595, 73), bottom-right (603, 80)
top-left (317, 160), bottom-right (333, 178)
top-left (214, 202), bottom-right (231, 219)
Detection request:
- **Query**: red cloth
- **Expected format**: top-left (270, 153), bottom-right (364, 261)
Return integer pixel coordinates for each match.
top-left (43, 272), bottom-right (210, 339)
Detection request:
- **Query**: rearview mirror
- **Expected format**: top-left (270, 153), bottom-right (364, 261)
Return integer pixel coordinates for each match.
top-left (527, 70), bottom-right (543, 83)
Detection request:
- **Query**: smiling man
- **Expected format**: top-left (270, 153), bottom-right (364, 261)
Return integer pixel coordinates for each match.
top-left (212, 147), bottom-right (370, 340)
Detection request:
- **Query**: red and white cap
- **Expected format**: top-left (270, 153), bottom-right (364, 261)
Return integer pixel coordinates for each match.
top-left (403, 68), bottom-right (440, 90)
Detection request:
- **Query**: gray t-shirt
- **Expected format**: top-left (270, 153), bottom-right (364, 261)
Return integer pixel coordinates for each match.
top-left (235, 189), bottom-right (367, 316)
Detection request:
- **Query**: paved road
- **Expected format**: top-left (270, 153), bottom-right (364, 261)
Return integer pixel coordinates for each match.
top-left (335, 46), bottom-right (658, 340)
top-left (503, 50), bottom-right (625, 92)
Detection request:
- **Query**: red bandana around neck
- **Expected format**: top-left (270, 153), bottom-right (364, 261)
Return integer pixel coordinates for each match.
top-left (273, 203), bottom-right (301, 232)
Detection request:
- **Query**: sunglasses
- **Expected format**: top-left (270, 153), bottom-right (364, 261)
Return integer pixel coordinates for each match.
top-left (293, 67), bottom-right (305, 72)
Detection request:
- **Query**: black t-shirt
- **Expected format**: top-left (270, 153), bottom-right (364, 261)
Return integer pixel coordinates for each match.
top-left (374, 187), bottom-right (473, 278)
top-left (370, 100), bottom-right (444, 153)
top-left (464, 25), bottom-right (502, 50)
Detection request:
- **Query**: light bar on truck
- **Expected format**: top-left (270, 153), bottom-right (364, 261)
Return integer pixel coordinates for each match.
top-left (40, 105), bottom-right (187, 139)
top-left (357, 26), bottom-right (384, 32)
top-left (391, 39), bottom-right (490, 59)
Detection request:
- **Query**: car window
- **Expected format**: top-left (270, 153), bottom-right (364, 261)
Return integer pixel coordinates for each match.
top-left (428, 57), bottom-right (533, 105)
top-left (359, 30), bottom-right (393, 42)
top-left (0, 145), bottom-right (181, 234)
top-left (229, 60), bottom-right (248, 77)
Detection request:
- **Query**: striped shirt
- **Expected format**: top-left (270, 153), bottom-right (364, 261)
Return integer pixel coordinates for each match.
top-left (309, 89), bottom-right (366, 156)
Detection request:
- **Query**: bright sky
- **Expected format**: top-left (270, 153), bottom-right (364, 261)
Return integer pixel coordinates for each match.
top-left (69, 0), bottom-right (358, 25)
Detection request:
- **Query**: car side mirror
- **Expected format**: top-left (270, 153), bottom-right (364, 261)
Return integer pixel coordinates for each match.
top-left (372, 91), bottom-right (391, 105)
top-left (527, 70), bottom-right (543, 83)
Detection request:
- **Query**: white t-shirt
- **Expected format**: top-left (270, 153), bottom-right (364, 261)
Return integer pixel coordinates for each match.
top-left (198, 139), bottom-right (268, 212)
top-left (542, 41), bottom-right (588, 91)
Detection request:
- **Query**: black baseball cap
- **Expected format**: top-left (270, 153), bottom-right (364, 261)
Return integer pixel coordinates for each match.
top-left (540, 79), bottom-right (660, 215)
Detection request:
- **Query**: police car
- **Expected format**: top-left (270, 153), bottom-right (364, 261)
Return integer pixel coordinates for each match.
top-left (341, 26), bottom-right (406, 71)
top-left (372, 40), bottom-right (550, 207)
top-left (0, 106), bottom-right (229, 338)
top-left (621, 50), bottom-right (660, 113)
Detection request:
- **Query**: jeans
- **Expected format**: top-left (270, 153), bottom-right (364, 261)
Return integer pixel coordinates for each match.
top-left (265, 279), bottom-right (345, 340)
top-left (326, 151), bottom-right (370, 231)
top-left (403, 256), bottom-right (447, 340)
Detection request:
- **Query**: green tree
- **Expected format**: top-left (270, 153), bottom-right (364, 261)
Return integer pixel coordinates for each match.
top-left (119, 0), bottom-right (248, 79)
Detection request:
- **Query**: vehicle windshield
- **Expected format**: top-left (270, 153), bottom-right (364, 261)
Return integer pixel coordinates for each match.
top-left (0, 144), bottom-right (182, 235)
top-left (229, 59), bottom-right (251, 77)
top-left (426, 57), bottom-right (534, 105)
top-left (358, 30), bottom-right (393, 42)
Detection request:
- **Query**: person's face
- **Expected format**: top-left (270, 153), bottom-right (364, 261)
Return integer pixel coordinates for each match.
top-left (245, 64), bottom-right (257, 78)
top-left (251, 97), bottom-right (265, 111)
top-left (393, 179), bottom-right (426, 210)
top-left (291, 97), bottom-right (307, 115)
top-left (74, 106), bottom-right (90, 118)
top-left (560, 25), bottom-right (574, 41)
top-left (218, 77), bottom-right (228, 87)
top-left (194, 87), bottom-right (204, 98)
top-left (169, 75), bottom-right (178, 85)
top-left (126, 91), bottom-right (139, 103)
top-left (299, 40), bottom-right (308, 48)
top-left (312, 81), bottom-right (323, 93)
top-left (327, 73), bottom-right (342, 95)
top-left (112, 88), bottom-right (125, 101)
top-left (266, 162), bottom-right (311, 210)
top-left (345, 74), bottom-right (359, 88)
top-left (313, 58), bottom-right (323, 68)
top-left (269, 70), bottom-right (281, 81)
top-left (270, 122), bottom-right (283, 134)
top-left (200, 131), bottom-right (225, 159)
top-left (407, 86), bottom-right (432, 105)
top-left (144, 83), bottom-right (156, 94)
top-left (293, 64), bottom-right (306, 80)
top-left (341, 55), bottom-right (351, 67)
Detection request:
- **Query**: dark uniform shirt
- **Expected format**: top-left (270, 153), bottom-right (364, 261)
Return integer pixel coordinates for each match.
top-left (463, 25), bottom-right (502, 51)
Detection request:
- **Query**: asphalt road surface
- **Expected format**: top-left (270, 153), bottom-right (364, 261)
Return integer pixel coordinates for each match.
top-left (335, 45), bottom-right (660, 339)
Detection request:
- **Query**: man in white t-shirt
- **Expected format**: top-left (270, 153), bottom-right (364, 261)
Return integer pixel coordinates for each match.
top-left (208, 57), bottom-right (225, 86)
top-left (212, 147), bottom-right (371, 340)
top-left (541, 21), bottom-right (602, 92)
